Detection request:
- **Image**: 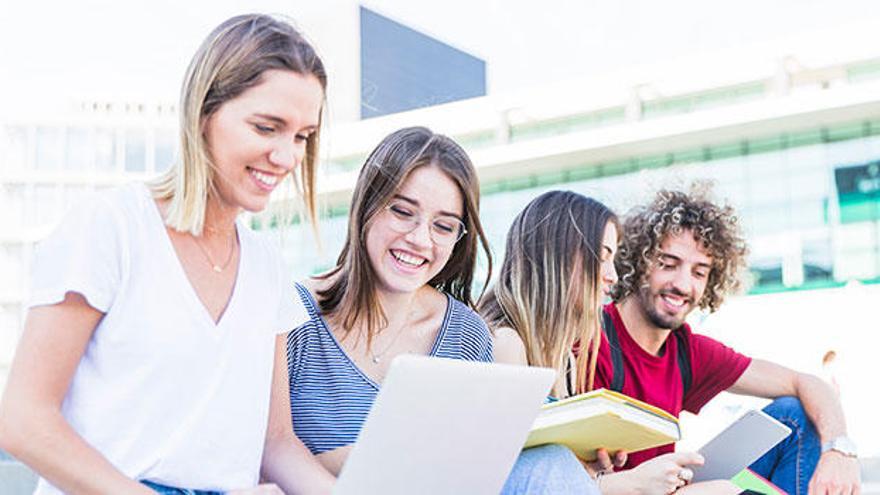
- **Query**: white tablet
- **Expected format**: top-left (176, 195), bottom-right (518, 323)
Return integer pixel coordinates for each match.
top-left (692, 409), bottom-right (792, 482)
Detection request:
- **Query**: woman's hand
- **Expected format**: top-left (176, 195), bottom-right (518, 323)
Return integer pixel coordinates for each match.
top-left (600, 451), bottom-right (704, 495)
top-left (626, 452), bottom-right (703, 495)
top-left (582, 448), bottom-right (627, 477)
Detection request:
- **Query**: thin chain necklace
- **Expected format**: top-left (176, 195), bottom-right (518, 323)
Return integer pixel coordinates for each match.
top-left (368, 324), bottom-right (408, 364)
top-left (193, 229), bottom-right (236, 273)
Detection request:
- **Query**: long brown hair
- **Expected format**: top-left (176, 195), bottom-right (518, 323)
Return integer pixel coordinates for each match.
top-left (480, 191), bottom-right (617, 398)
top-left (316, 127), bottom-right (492, 345)
top-left (151, 13), bottom-right (327, 234)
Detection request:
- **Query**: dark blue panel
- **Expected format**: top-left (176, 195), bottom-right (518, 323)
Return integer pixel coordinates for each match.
top-left (360, 6), bottom-right (486, 119)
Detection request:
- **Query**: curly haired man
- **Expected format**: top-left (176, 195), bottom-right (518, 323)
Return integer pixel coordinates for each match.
top-left (594, 187), bottom-right (860, 495)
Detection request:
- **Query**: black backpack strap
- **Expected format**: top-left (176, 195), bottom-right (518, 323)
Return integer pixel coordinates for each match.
top-left (601, 309), bottom-right (625, 393)
top-left (673, 328), bottom-right (692, 397)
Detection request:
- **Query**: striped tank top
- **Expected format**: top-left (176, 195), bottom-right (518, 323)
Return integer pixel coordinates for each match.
top-left (287, 283), bottom-right (494, 454)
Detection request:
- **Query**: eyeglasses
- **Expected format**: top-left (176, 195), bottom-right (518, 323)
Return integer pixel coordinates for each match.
top-left (383, 202), bottom-right (468, 247)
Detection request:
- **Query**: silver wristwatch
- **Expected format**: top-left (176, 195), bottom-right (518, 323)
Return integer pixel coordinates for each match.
top-left (821, 436), bottom-right (858, 458)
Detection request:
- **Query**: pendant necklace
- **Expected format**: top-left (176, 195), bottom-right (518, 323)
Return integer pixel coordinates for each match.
top-left (193, 230), bottom-right (236, 273)
top-left (368, 325), bottom-right (407, 364)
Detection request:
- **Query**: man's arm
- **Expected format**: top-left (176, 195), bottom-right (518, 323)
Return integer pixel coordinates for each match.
top-left (728, 358), bottom-right (860, 495)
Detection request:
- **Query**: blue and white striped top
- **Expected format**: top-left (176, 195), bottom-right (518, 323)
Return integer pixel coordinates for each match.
top-left (287, 283), bottom-right (494, 455)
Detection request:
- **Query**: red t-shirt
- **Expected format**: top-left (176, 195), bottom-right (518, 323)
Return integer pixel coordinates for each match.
top-left (593, 303), bottom-right (752, 469)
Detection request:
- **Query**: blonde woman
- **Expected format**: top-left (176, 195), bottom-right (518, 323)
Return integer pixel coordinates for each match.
top-left (0, 14), bottom-right (333, 494)
top-left (482, 191), bottom-right (742, 495)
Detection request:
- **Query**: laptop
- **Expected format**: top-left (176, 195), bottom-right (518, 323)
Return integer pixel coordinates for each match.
top-left (334, 355), bottom-right (556, 495)
top-left (692, 409), bottom-right (792, 482)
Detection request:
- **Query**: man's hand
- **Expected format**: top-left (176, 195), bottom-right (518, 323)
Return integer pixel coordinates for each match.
top-left (808, 451), bottom-right (861, 495)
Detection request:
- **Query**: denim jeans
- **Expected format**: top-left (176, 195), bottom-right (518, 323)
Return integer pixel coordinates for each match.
top-left (749, 397), bottom-right (820, 495)
top-left (501, 444), bottom-right (601, 495)
top-left (141, 480), bottom-right (225, 495)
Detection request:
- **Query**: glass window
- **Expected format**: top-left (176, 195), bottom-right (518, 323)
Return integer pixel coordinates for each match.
top-left (66, 127), bottom-right (91, 172)
top-left (154, 130), bottom-right (176, 173)
top-left (0, 185), bottom-right (26, 232)
top-left (824, 138), bottom-right (871, 169)
top-left (750, 256), bottom-right (783, 288)
top-left (0, 126), bottom-right (28, 172)
top-left (802, 237), bottom-right (833, 283)
top-left (790, 199), bottom-right (826, 230)
top-left (95, 128), bottom-right (117, 172)
top-left (35, 126), bottom-right (64, 171)
top-left (785, 144), bottom-right (826, 173)
top-left (124, 129), bottom-right (146, 172)
top-left (0, 304), bottom-right (23, 366)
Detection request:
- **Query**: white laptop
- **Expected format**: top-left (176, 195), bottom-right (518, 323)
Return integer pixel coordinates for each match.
top-left (334, 355), bottom-right (556, 495)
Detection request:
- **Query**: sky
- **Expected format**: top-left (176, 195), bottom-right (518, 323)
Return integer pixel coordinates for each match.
top-left (2, 0), bottom-right (879, 118)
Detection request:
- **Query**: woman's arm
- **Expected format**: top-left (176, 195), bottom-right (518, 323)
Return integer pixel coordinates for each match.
top-left (260, 334), bottom-right (336, 494)
top-left (0, 293), bottom-right (153, 494)
top-left (492, 327), bottom-right (528, 365)
top-left (598, 451), bottom-right (703, 495)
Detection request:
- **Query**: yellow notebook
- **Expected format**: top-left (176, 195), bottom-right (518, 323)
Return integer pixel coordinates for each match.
top-left (524, 388), bottom-right (680, 461)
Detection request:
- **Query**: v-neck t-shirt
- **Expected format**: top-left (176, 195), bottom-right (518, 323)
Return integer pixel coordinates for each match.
top-left (287, 283), bottom-right (493, 454)
top-left (27, 183), bottom-right (308, 493)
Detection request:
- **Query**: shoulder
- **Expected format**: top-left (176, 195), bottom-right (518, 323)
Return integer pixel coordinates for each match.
top-left (447, 296), bottom-right (489, 333)
top-left (441, 296), bottom-right (493, 359)
top-left (492, 326), bottom-right (528, 365)
top-left (682, 325), bottom-right (751, 369)
top-left (681, 324), bottom-right (723, 350)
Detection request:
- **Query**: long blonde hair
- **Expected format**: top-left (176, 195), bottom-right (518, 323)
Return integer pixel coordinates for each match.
top-left (151, 14), bottom-right (327, 235)
top-left (480, 191), bottom-right (617, 398)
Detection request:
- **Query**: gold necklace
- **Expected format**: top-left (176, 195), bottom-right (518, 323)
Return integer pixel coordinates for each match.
top-left (193, 231), bottom-right (236, 273)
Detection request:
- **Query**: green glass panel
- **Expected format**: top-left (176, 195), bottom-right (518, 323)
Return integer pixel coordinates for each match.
top-left (567, 165), bottom-right (603, 182)
top-left (603, 158), bottom-right (636, 175)
top-left (825, 122), bottom-right (866, 142)
top-left (457, 130), bottom-right (496, 150)
top-left (747, 135), bottom-right (785, 154)
top-left (847, 59), bottom-right (880, 82)
top-left (707, 142), bottom-right (744, 160)
top-left (635, 155), bottom-right (669, 170)
top-left (787, 129), bottom-right (824, 147)
top-left (672, 148), bottom-right (703, 164)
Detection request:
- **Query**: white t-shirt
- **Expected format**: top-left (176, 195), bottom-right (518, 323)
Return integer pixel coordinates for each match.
top-left (28, 183), bottom-right (308, 493)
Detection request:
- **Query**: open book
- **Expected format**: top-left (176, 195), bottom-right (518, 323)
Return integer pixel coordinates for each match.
top-left (524, 388), bottom-right (680, 460)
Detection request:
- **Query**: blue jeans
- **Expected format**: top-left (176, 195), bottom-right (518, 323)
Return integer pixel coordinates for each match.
top-left (141, 480), bottom-right (224, 495)
top-left (749, 397), bottom-right (820, 495)
top-left (502, 444), bottom-right (600, 495)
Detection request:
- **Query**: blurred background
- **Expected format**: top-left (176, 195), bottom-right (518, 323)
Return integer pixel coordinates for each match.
top-left (2, 0), bottom-right (879, 490)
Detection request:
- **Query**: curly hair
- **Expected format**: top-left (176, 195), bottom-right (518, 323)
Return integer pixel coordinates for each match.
top-left (611, 186), bottom-right (748, 312)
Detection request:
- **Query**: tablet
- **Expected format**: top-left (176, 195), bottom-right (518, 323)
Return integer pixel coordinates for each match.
top-left (691, 409), bottom-right (791, 482)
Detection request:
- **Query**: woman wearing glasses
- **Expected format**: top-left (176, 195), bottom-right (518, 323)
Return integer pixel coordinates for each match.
top-left (284, 126), bottom-right (595, 493)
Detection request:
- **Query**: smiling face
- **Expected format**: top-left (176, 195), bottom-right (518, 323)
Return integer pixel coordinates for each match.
top-left (636, 229), bottom-right (712, 330)
top-left (365, 165), bottom-right (464, 296)
top-left (204, 69), bottom-right (323, 213)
